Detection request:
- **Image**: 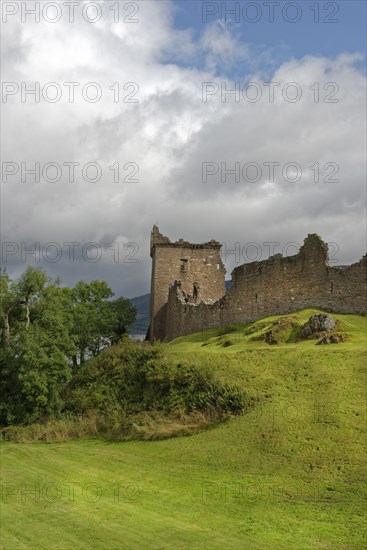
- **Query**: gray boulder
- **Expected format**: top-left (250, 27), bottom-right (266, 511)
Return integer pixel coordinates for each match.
top-left (301, 313), bottom-right (336, 338)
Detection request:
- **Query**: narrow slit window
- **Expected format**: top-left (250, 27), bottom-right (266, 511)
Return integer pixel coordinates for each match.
top-left (193, 284), bottom-right (199, 302)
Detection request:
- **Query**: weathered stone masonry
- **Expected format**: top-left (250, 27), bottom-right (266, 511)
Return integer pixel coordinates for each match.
top-left (149, 227), bottom-right (366, 342)
top-left (149, 225), bottom-right (226, 341)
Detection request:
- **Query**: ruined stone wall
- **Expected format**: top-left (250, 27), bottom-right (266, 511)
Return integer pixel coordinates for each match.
top-left (327, 259), bottom-right (367, 313)
top-left (163, 234), bottom-right (367, 341)
top-left (150, 226), bottom-right (226, 341)
top-left (165, 282), bottom-right (224, 341)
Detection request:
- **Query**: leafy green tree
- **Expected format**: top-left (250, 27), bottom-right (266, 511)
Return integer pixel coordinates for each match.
top-left (109, 297), bottom-right (137, 344)
top-left (0, 268), bottom-right (137, 425)
top-left (70, 280), bottom-right (114, 364)
top-left (69, 281), bottom-right (137, 364)
top-left (1, 266), bottom-right (49, 348)
top-left (0, 268), bottom-right (74, 425)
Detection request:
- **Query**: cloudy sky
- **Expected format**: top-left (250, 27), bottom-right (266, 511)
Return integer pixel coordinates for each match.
top-left (1, 0), bottom-right (366, 298)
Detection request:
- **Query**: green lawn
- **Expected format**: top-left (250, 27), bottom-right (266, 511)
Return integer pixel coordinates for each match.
top-left (1, 310), bottom-right (366, 549)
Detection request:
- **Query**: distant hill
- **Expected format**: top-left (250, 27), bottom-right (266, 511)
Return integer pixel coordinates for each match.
top-left (129, 281), bottom-right (232, 336)
top-left (129, 293), bottom-right (150, 336)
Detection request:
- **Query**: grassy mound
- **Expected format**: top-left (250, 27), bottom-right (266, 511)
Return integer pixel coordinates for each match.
top-left (170, 308), bottom-right (366, 351)
top-left (1, 340), bottom-right (252, 442)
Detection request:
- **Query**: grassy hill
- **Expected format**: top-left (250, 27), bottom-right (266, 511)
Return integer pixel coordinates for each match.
top-left (1, 309), bottom-right (366, 549)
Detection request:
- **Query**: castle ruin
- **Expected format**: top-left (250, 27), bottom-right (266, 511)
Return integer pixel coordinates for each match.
top-left (149, 226), bottom-right (366, 342)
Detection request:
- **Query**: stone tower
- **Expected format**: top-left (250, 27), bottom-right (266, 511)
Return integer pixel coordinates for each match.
top-left (149, 225), bottom-right (226, 341)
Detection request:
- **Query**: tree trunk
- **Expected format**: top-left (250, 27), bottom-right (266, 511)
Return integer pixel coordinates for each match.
top-left (2, 300), bottom-right (26, 349)
top-left (2, 314), bottom-right (10, 349)
top-left (24, 303), bottom-right (30, 330)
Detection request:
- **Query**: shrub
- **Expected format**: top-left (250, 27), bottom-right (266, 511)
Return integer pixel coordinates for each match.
top-left (63, 340), bottom-right (251, 426)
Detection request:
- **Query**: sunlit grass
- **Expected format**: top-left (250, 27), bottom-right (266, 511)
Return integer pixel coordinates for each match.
top-left (1, 309), bottom-right (366, 549)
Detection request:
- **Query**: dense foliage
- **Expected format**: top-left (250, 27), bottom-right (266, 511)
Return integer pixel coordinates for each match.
top-left (64, 340), bottom-right (250, 421)
top-left (0, 267), bottom-right (136, 425)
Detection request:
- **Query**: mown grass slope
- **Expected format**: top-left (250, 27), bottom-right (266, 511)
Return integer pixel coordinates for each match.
top-left (1, 309), bottom-right (366, 549)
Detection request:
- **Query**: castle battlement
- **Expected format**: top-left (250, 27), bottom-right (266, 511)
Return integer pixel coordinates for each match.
top-left (150, 225), bottom-right (221, 257)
